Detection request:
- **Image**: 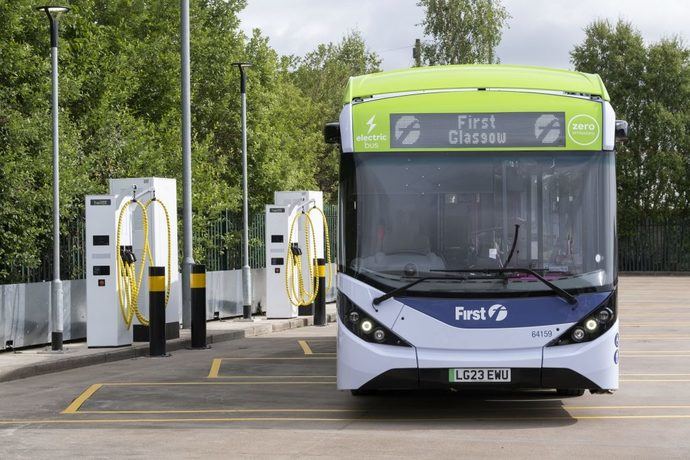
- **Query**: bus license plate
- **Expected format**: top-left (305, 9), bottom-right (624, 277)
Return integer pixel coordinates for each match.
top-left (449, 368), bottom-right (511, 383)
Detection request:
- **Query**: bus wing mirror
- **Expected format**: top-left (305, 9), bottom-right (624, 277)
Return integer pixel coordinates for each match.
top-left (324, 122), bottom-right (340, 145)
top-left (615, 120), bottom-right (629, 143)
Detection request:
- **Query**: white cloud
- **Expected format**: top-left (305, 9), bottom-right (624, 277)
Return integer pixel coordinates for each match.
top-left (238, 0), bottom-right (690, 71)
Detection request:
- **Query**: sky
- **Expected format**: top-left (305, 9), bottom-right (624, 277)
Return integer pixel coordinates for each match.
top-left (238, 0), bottom-right (690, 71)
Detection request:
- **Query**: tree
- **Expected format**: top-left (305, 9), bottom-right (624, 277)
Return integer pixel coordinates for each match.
top-left (416, 0), bottom-right (510, 65)
top-left (571, 20), bottom-right (690, 229)
top-left (290, 32), bottom-right (381, 196)
top-left (0, 1), bottom-right (382, 282)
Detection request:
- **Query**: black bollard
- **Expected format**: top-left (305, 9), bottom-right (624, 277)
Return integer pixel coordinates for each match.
top-left (314, 258), bottom-right (327, 326)
top-left (191, 264), bottom-right (208, 349)
top-left (149, 266), bottom-right (167, 357)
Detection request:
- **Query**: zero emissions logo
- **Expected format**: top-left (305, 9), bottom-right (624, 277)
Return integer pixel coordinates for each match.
top-left (567, 114), bottom-right (600, 146)
top-left (455, 304), bottom-right (508, 322)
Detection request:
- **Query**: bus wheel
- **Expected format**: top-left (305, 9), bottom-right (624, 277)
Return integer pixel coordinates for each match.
top-left (556, 388), bottom-right (585, 397)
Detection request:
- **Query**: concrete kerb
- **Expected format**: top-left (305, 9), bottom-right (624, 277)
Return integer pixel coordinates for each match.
top-left (0, 312), bottom-right (337, 383)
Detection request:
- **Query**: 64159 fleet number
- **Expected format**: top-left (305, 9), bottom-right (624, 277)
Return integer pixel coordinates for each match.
top-left (531, 329), bottom-right (553, 338)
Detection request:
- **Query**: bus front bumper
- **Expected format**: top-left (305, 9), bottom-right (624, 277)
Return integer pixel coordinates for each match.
top-left (338, 318), bottom-right (619, 392)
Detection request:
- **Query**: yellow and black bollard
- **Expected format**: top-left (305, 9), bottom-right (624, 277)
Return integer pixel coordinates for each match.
top-left (191, 264), bottom-right (208, 349)
top-left (148, 266), bottom-right (167, 357)
top-left (314, 258), bottom-right (327, 326)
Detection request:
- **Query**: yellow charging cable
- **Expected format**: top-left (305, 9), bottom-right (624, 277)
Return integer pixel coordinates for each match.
top-left (306, 205), bottom-right (333, 292)
top-left (115, 197), bottom-right (173, 328)
top-left (115, 199), bottom-right (152, 328)
top-left (284, 204), bottom-right (333, 307)
top-left (143, 198), bottom-right (172, 306)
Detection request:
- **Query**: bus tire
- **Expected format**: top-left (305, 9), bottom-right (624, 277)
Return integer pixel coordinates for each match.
top-left (556, 388), bottom-right (585, 397)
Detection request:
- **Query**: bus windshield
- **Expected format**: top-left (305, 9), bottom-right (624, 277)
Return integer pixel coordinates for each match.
top-left (340, 151), bottom-right (616, 296)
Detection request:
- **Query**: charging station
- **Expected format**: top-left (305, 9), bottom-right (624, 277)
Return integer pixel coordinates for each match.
top-left (264, 191), bottom-right (325, 319)
top-left (85, 177), bottom-right (181, 347)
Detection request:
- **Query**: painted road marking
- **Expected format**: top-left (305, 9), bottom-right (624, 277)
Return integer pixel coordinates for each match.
top-left (623, 322), bottom-right (690, 326)
top-left (104, 381), bottom-right (336, 386)
top-left (61, 381), bottom-right (336, 414)
top-left (622, 350), bottom-right (690, 353)
top-left (76, 408), bottom-right (362, 415)
top-left (5, 414), bottom-right (690, 425)
top-left (298, 340), bottom-right (313, 355)
top-left (61, 384), bottom-right (103, 414)
top-left (623, 354), bottom-right (690, 357)
top-left (209, 357), bottom-right (336, 360)
top-left (622, 373), bottom-right (690, 376)
top-left (69, 404), bottom-right (690, 416)
top-left (211, 375), bottom-right (336, 379)
top-left (298, 340), bottom-right (336, 356)
top-left (623, 335), bottom-right (690, 338)
top-left (207, 358), bottom-right (222, 378)
top-left (207, 357), bottom-right (336, 379)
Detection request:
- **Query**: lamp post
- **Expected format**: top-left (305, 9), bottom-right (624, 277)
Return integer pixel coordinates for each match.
top-left (36, 5), bottom-right (69, 352)
top-left (232, 62), bottom-right (253, 320)
top-left (180, 0), bottom-right (194, 329)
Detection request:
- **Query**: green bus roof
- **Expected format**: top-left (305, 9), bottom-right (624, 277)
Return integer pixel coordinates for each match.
top-left (344, 65), bottom-right (610, 104)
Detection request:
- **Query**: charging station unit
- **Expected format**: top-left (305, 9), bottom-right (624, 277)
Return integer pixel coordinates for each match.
top-left (264, 191), bottom-right (324, 319)
top-left (85, 177), bottom-right (181, 347)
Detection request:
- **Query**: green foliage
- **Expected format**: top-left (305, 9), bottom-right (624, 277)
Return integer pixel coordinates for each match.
top-left (0, 1), bottom-right (380, 281)
top-left (290, 31), bottom-right (381, 197)
top-left (571, 20), bottom-right (690, 230)
top-left (417, 0), bottom-right (510, 65)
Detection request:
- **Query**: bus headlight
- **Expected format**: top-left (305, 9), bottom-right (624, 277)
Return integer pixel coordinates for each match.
top-left (548, 292), bottom-right (617, 347)
top-left (337, 292), bottom-right (410, 347)
top-left (373, 329), bottom-right (386, 342)
top-left (571, 327), bottom-right (586, 342)
top-left (584, 318), bottom-right (598, 332)
top-left (596, 307), bottom-right (613, 324)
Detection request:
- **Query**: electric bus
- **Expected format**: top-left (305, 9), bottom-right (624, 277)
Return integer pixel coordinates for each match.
top-left (324, 65), bottom-right (628, 396)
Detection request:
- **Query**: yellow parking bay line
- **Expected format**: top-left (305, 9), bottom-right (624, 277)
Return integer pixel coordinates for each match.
top-left (61, 384), bottom-right (103, 414)
top-left (622, 337), bottom-right (690, 341)
top-left (103, 381), bottom-right (336, 386)
top-left (207, 356), bottom-right (336, 379)
top-left (623, 322), bottom-right (690, 326)
top-left (61, 381), bottom-right (336, 414)
top-left (207, 358), bottom-right (222, 378)
top-left (77, 408), bottom-right (361, 415)
top-left (564, 404), bottom-right (690, 410)
top-left (8, 414), bottom-right (690, 425)
top-left (211, 357), bottom-right (335, 360)
top-left (75, 404), bottom-right (690, 416)
top-left (298, 340), bottom-right (313, 355)
top-left (298, 340), bottom-right (336, 356)
top-left (212, 375), bottom-right (336, 379)
top-left (623, 354), bottom-right (690, 357)
top-left (622, 373), bottom-right (690, 376)
top-left (622, 350), bottom-right (690, 353)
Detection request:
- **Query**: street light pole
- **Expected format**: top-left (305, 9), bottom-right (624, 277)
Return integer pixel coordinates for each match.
top-left (37, 5), bottom-right (69, 352)
top-left (180, 0), bottom-right (194, 329)
top-left (232, 62), bottom-right (252, 320)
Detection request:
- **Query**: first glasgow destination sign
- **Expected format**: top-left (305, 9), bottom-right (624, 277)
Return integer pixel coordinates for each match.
top-left (389, 112), bottom-right (566, 149)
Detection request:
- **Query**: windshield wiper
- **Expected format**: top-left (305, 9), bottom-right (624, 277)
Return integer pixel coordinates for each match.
top-left (431, 268), bottom-right (578, 305)
top-left (372, 275), bottom-right (467, 307)
top-left (504, 224), bottom-right (520, 269)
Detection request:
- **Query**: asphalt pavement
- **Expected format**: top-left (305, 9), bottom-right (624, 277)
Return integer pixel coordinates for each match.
top-left (1, 276), bottom-right (689, 458)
